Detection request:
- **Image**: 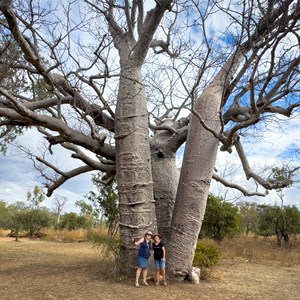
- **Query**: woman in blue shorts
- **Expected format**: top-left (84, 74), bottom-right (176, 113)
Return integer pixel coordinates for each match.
top-left (152, 234), bottom-right (167, 286)
top-left (133, 231), bottom-right (152, 287)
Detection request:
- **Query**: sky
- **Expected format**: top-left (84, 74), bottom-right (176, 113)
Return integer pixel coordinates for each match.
top-left (0, 129), bottom-right (95, 213)
top-left (0, 1), bottom-right (299, 213)
top-left (212, 116), bottom-right (300, 209)
top-left (1, 114), bottom-right (299, 213)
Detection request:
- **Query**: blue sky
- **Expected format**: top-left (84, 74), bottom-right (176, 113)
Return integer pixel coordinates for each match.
top-left (1, 113), bottom-right (299, 215)
top-left (0, 1), bottom-right (299, 212)
top-left (0, 153), bottom-right (94, 213)
top-left (0, 129), bottom-right (95, 213)
top-left (212, 115), bottom-right (300, 209)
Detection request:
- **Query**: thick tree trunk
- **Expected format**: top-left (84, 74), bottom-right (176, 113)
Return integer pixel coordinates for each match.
top-left (167, 51), bottom-right (246, 280)
top-left (115, 65), bottom-right (156, 275)
top-left (151, 138), bottom-right (179, 241)
top-left (167, 86), bottom-right (221, 280)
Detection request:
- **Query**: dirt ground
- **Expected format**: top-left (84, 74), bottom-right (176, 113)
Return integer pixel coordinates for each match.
top-left (0, 237), bottom-right (299, 300)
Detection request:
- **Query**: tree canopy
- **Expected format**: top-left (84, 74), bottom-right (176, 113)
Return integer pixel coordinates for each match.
top-left (0, 1), bottom-right (299, 196)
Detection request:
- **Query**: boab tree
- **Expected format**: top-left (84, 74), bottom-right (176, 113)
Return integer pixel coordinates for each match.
top-left (0, 0), bottom-right (300, 279)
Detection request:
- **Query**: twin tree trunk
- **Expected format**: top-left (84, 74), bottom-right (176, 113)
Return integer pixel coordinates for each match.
top-left (166, 51), bottom-right (245, 279)
top-left (113, 13), bottom-right (245, 278)
top-left (115, 65), bottom-right (157, 273)
top-left (115, 56), bottom-right (242, 279)
top-left (114, 65), bottom-right (226, 278)
top-left (151, 132), bottom-right (180, 241)
top-left (167, 86), bottom-right (221, 279)
top-left (114, 67), bottom-right (222, 279)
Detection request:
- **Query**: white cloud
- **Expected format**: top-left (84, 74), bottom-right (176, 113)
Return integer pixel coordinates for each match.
top-left (0, 129), bottom-right (94, 213)
top-left (245, 117), bottom-right (300, 160)
top-left (211, 115), bottom-right (300, 209)
top-left (1, 1), bottom-right (299, 213)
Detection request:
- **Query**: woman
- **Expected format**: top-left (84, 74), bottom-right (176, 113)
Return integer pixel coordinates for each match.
top-left (152, 234), bottom-right (167, 286)
top-left (133, 231), bottom-right (152, 287)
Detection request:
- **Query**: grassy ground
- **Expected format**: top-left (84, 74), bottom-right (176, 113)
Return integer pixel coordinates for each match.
top-left (0, 236), bottom-right (299, 300)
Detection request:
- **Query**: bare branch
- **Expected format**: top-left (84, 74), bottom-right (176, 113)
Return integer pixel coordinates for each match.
top-left (212, 173), bottom-right (268, 197)
top-left (235, 138), bottom-right (300, 190)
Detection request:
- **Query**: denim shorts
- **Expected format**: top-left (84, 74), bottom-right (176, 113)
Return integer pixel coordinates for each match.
top-left (154, 259), bottom-right (166, 269)
top-left (137, 256), bottom-right (149, 268)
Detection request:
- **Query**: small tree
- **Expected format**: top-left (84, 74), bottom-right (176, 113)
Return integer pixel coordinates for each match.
top-left (267, 167), bottom-right (294, 208)
top-left (27, 186), bottom-right (46, 209)
top-left (75, 200), bottom-right (94, 228)
top-left (257, 204), bottom-right (300, 246)
top-left (238, 202), bottom-right (259, 235)
top-left (200, 194), bottom-right (241, 243)
top-left (17, 207), bottom-right (52, 236)
top-left (53, 195), bottom-right (67, 228)
top-left (0, 200), bottom-right (13, 229)
top-left (59, 212), bottom-right (89, 231)
top-left (9, 202), bottom-right (28, 240)
top-left (0, 201), bottom-right (28, 240)
top-left (1, 201), bottom-right (51, 239)
top-left (86, 179), bottom-right (119, 238)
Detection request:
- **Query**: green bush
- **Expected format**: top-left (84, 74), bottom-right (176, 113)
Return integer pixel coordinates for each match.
top-left (200, 194), bottom-right (241, 242)
top-left (193, 241), bottom-right (221, 268)
top-left (92, 235), bottom-right (126, 279)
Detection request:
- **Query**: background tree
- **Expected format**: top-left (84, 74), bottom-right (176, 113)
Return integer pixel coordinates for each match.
top-left (257, 204), bottom-right (300, 246)
top-left (0, 200), bottom-right (15, 231)
top-left (200, 194), bottom-right (241, 243)
top-left (0, 201), bottom-right (28, 240)
top-left (53, 194), bottom-right (67, 228)
top-left (59, 212), bottom-right (90, 231)
top-left (0, 200), bottom-right (51, 238)
top-left (27, 186), bottom-right (46, 209)
top-left (0, 0), bottom-right (300, 279)
top-left (17, 207), bottom-right (52, 236)
top-left (86, 178), bottom-right (119, 238)
top-left (238, 202), bottom-right (259, 236)
top-left (75, 199), bottom-right (94, 228)
top-left (9, 204), bottom-right (24, 241)
top-left (268, 166), bottom-right (295, 207)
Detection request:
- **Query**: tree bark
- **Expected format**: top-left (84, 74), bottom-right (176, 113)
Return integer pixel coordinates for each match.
top-left (115, 65), bottom-right (156, 275)
top-left (167, 51), bottom-right (245, 280)
top-left (151, 137), bottom-right (179, 241)
top-left (150, 119), bottom-right (188, 241)
top-left (167, 87), bottom-right (221, 280)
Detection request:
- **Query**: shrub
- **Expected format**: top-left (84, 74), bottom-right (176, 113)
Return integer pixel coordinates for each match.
top-left (93, 235), bottom-right (125, 279)
top-left (193, 241), bottom-right (221, 268)
top-left (200, 194), bottom-right (241, 242)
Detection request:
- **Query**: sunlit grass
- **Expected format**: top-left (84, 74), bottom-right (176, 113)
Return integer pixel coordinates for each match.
top-left (44, 227), bottom-right (109, 242)
top-left (0, 226), bottom-right (112, 242)
top-left (218, 235), bottom-right (300, 265)
top-left (2, 226), bottom-right (299, 267)
top-left (0, 229), bottom-right (10, 237)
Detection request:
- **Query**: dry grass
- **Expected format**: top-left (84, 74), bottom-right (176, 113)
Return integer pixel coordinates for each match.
top-left (0, 229), bottom-right (11, 237)
top-left (0, 236), bottom-right (299, 300)
top-left (219, 235), bottom-right (300, 265)
top-left (44, 227), bottom-right (109, 242)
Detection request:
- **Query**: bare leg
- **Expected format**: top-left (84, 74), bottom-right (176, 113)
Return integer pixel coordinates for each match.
top-left (155, 269), bottom-right (160, 285)
top-left (142, 268), bottom-right (148, 282)
top-left (135, 267), bottom-right (142, 285)
top-left (161, 268), bottom-right (166, 281)
top-left (162, 269), bottom-right (167, 285)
